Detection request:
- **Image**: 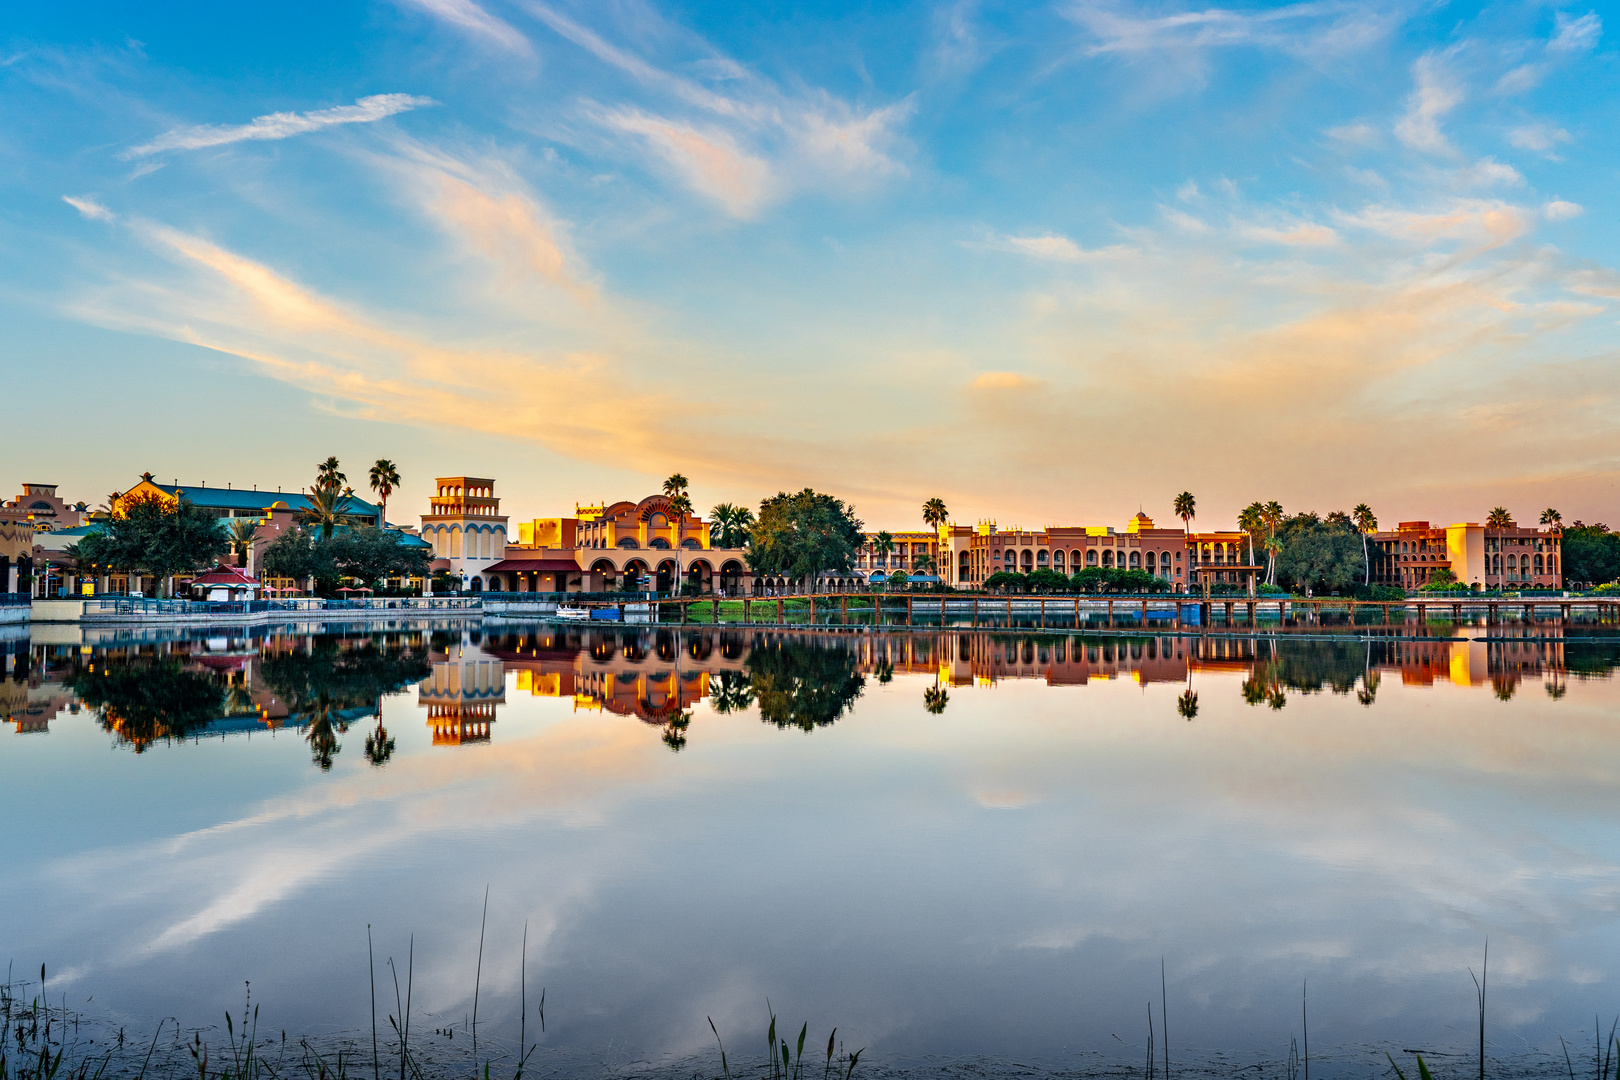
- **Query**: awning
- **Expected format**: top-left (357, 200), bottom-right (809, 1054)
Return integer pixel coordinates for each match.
top-left (482, 559), bottom-right (582, 573)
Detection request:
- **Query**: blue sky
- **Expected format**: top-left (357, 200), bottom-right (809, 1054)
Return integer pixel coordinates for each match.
top-left (3, 0), bottom-right (1615, 530)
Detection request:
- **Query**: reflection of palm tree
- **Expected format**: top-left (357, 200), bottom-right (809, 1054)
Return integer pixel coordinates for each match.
top-left (364, 715), bottom-right (396, 765)
top-left (874, 658), bottom-right (894, 684)
top-left (1357, 668), bottom-right (1380, 707)
top-left (1177, 689), bottom-right (1198, 720)
top-left (662, 709), bottom-right (691, 751)
top-left (305, 696), bottom-right (342, 770)
top-left (923, 685), bottom-right (949, 714)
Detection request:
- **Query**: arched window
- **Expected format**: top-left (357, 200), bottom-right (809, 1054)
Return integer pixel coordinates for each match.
top-left (1520, 554), bottom-right (1530, 573)
top-left (618, 537), bottom-right (640, 548)
top-left (1087, 550), bottom-right (1098, 567)
top-left (1021, 550), bottom-right (1033, 570)
top-left (1145, 552), bottom-right (1156, 572)
top-left (1129, 551), bottom-right (1141, 569)
top-left (1102, 550), bottom-right (1114, 568)
top-left (450, 527), bottom-right (462, 557)
top-left (1037, 549), bottom-right (1049, 566)
top-left (469, 578), bottom-right (483, 593)
top-left (1534, 554), bottom-right (1544, 574)
top-left (1053, 550), bottom-right (1065, 570)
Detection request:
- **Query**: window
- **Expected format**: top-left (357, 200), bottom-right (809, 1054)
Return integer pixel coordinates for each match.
top-left (1037, 550), bottom-right (1048, 566)
top-left (1088, 550), bottom-right (1098, 566)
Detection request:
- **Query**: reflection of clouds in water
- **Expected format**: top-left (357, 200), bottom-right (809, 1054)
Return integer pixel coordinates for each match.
top-left (5, 631), bottom-right (1620, 1060)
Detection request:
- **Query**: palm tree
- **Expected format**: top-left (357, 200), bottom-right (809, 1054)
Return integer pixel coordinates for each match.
top-left (1352, 503), bottom-right (1377, 586)
top-left (316, 457), bottom-right (346, 491)
top-left (874, 530), bottom-right (895, 588)
top-left (1486, 506), bottom-right (1514, 529)
top-left (369, 459), bottom-right (400, 527)
top-left (1174, 492), bottom-right (1196, 534)
top-left (1540, 508), bottom-right (1562, 533)
top-left (227, 518), bottom-right (261, 572)
top-left (709, 503), bottom-right (754, 549)
top-left (922, 498), bottom-right (948, 530)
top-left (364, 716), bottom-right (395, 766)
top-left (662, 473), bottom-right (689, 499)
top-left (301, 484), bottom-right (353, 541)
top-left (1238, 501), bottom-right (1263, 566)
top-left (923, 685), bottom-right (949, 714)
top-left (1262, 501), bottom-right (1284, 586)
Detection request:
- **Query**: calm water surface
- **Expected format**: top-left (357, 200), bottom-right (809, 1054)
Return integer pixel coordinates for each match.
top-left (3, 621), bottom-right (1620, 1076)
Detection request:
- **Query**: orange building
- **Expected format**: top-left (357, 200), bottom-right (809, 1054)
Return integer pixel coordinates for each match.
top-left (1368, 520), bottom-right (1562, 591)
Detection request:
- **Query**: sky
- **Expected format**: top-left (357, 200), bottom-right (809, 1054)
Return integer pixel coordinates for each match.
top-left (2, 0), bottom-right (1617, 532)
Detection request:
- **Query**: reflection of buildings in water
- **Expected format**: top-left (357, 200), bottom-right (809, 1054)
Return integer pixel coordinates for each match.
top-left (2, 678), bottom-right (75, 734)
top-left (488, 629), bottom-right (736, 725)
top-left (1375, 632), bottom-right (1566, 694)
top-left (420, 643), bottom-right (505, 744)
top-left (921, 632), bottom-right (1193, 688)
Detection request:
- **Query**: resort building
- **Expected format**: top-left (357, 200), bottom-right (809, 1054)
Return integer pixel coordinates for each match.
top-left (4, 483), bottom-right (84, 531)
top-left (420, 640), bottom-right (504, 745)
top-left (1185, 530), bottom-right (1263, 595)
top-left (490, 493), bottom-right (752, 594)
top-left (113, 473), bottom-right (384, 526)
top-left (958, 513), bottom-right (1190, 590)
top-left (1, 505), bottom-right (32, 594)
top-left (854, 530), bottom-right (944, 585)
top-left (1367, 520), bottom-right (1562, 591)
top-left (420, 477), bottom-right (509, 591)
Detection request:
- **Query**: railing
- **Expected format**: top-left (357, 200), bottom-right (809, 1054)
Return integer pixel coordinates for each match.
top-left (0, 592), bottom-right (30, 608)
top-left (76, 596), bottom-right (483, 616)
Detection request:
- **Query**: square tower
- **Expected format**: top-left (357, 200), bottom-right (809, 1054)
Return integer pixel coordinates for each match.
top-left (421, 477), bottom-right (510, 591)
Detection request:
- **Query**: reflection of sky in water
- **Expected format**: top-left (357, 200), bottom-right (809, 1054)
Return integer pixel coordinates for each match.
top-left (2, 626), bottom-right (1619, 1069)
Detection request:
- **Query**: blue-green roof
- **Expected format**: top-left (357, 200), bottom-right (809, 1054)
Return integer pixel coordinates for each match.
top-left (167, 484), bottom-right (382, 518)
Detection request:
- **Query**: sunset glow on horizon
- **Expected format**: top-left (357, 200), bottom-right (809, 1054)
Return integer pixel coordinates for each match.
top-left (4, 0), bottom-right (1616, 530)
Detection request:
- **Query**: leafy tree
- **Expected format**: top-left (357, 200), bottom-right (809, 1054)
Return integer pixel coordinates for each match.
top-left (746, 488), bottom-right (864, 587)
top-left (707, 670), bottom-right (756, 714)
top-left (1486, 506), bottom-right (1515, 529)
top-left (1562, 523), bottom-right (1620, 586)
top-left (1418, 568), bottom-right (1469, 593)
top-left (261, 526), bottom-right (336, 593)
top-left (330, 527), bottom-right (432, 590)
top-left (1174, 491), bottom-right (1196, 533)
top-left (369, 459), bottom-right (401, 525)
top-left (1351, 503), bottom-right (1377, 585)
top-left (983, 571), bottom-right (1027, 592)
top-left (922, 497), bottom-right (948, 530)
top-left (709, 503), bottom-right (754, 548)
top-left (74, 493), bottom-right (230, 596)
top-left (888, 570), bottom-right (910, 589)
top-left (1274, 512), bottom-right (1365, 595)
top-left (747, 638), bottom-right (865, 732)
top-left (1026, 568), bottom-right (1069, 593)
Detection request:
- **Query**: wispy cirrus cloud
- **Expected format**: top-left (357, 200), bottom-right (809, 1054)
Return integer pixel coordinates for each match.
top-left (517, 1), bottom-right (907, 214)
top-left (62, 195), bottom-right (115, 222)
top-left (592, 106), bottom-right (772, 218)
top-left (393, 0), bottom-right (532, 54)
top-left (982, 233), bottom-right (1133, 262)
top-left (1394, 54), bottom-right (1462, 155)
top-left (1064, 0), bottom-right (1407, 58)
top-left (123, 94), bottom-right (436, 158)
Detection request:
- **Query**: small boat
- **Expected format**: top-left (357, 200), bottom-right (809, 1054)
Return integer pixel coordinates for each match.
top-left (590, 605), bottom-right (621, 621)
top-left (555, 605), bottom-right (591, 621)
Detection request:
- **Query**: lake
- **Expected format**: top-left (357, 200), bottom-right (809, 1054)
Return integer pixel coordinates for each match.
top-left (3, 619), bottom-right (1619, 1078)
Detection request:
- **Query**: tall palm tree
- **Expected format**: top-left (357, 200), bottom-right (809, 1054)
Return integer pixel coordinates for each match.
top-left (368, 459), bottom-right (400, 527)
top-left (1486, 506), bottom-right (1514, 529)
top-left (662, 473), bottom-right (689, 499)
top-left (301, 484), bottom-right (352, 541)
top-left (227, 518), bottom-right (261, 573)
top-left (875, 530), bottom-right (894, 564)
top-left (1352, 503), bottom-right (1377, 585)
top-left (316, 457), bottom-right (346, 491)
top-left (1262, 500), bottom-right (1284, 585)
top-left (1540, 508), bottom-right (1562, 533)
top-left (1174, 492), bottom-right (1196, 534)
top-left (923, 685), bottom-right (949, 714)
top-left (1238, 501), bottom-right (1264, 566)
top-left (922, 497), bottom-right (948, 530)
